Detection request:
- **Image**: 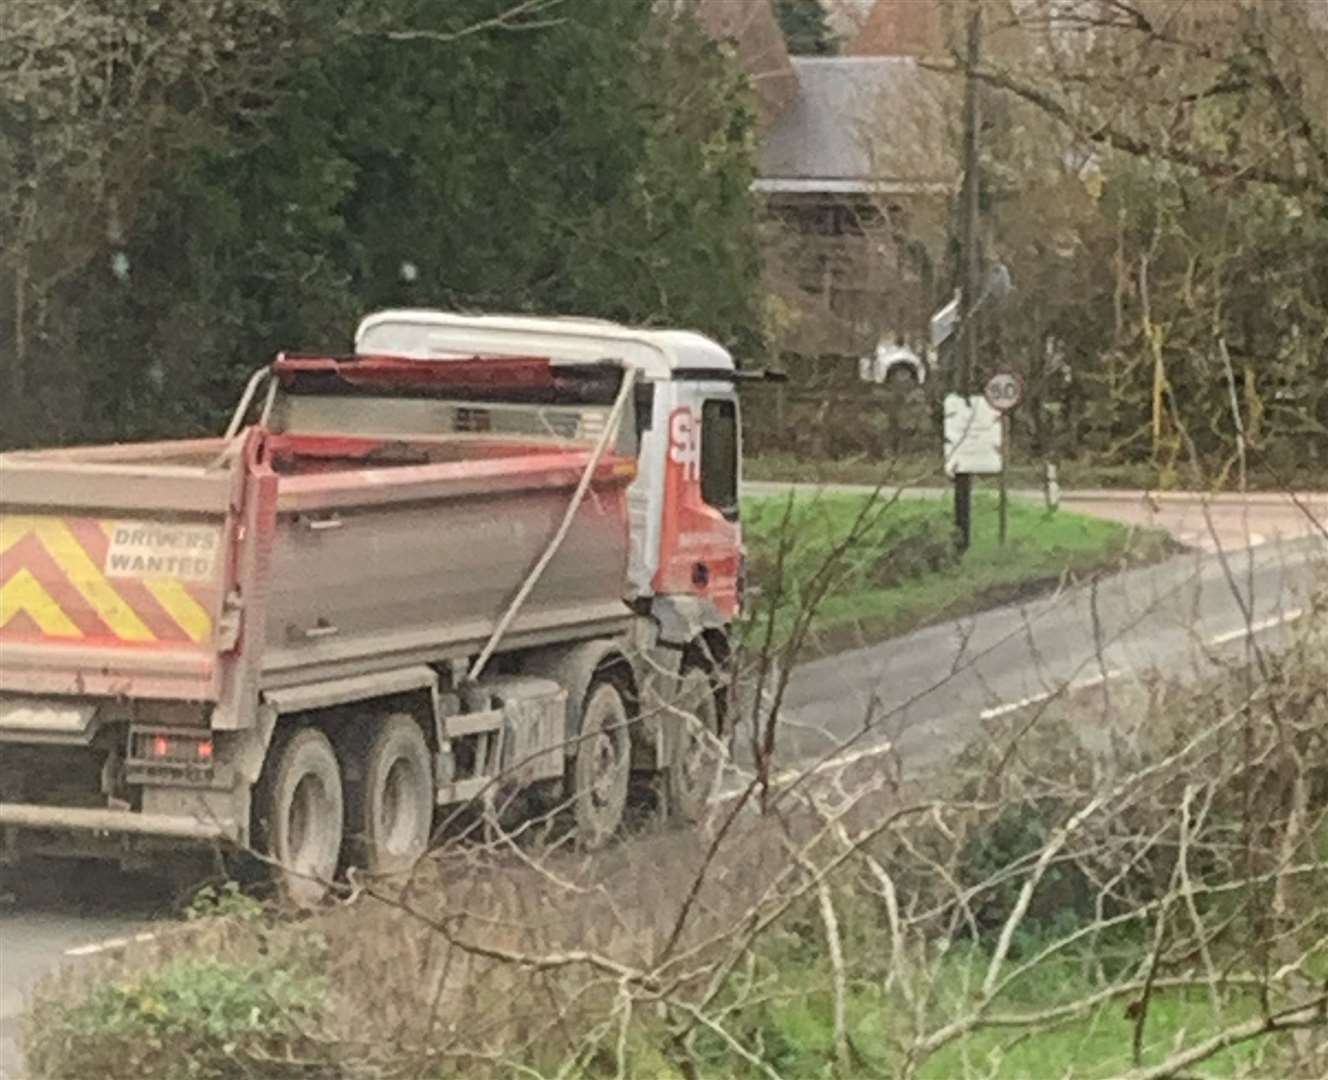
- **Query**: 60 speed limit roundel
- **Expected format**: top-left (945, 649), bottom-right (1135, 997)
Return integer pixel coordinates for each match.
top-left (984, 370), bottom-right (1023, 412)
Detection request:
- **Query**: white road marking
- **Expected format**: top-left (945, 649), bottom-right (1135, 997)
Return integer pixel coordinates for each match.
top-left (713, 734), bottom-right (906, 802)
top-left (718, 601), bottom-right (1310, 804)
top-left (1177, 530), bottom-right (1268, 552)
top-left (64, 930), bottom-right (157, 958)
top-left (1207, 607), bottom-right (1305, 647)
top-left (772, 741), bottom-right (896, 785)
top-left (978, 669), bottom-right (1123, 721)
top-left (979, 695), bottom-right (1048, 721)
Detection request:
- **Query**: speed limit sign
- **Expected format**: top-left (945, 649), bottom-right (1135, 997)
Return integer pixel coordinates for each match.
top-left (984, 370), bottom-right (1024, 412)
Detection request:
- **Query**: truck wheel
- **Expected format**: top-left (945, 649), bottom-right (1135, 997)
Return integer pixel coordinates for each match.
top-left (347, 714), bottom-right (434, 877)
top-left (568, 679), bottom-right (630, 850)
top-left (258, 727), bottom-right (343, 908)
top-left (664, 665), bottom-right (725, 823)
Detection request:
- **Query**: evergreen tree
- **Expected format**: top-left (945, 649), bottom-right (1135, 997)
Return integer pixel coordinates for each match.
top-left (774, 0), bottom-right (838, 56)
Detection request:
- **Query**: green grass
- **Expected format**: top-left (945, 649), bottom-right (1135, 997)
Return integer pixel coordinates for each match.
top-left (912, 955), bottom-right (1275, 1080)
top-left (742, 946), bottom-right (1279, 1080)
top-left (646, 913), bottom-right (1301, 1080)
top-left (740, 491), bottom-right (1175, 655)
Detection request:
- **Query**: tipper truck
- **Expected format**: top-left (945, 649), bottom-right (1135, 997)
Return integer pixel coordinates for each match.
top-left (0, 310), bottom-right (758, 903)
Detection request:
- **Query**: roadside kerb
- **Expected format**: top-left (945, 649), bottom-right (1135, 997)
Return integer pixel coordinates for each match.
top-left (744, 481), bottom-right (1328, 509)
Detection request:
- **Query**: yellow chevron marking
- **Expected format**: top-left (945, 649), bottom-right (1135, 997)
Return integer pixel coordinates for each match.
top-left (0, 516), bottom-right (42, 556)
top-left (143, 578), bottom-right (212, 644)
top-left (0, 568), bottom-right (82, 637)
top-left (29, 519), bottom-right (155, 642)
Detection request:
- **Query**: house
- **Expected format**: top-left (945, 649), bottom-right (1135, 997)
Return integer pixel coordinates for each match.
top-left (755, 53), bottom-right (957, 358)
top-left (693, 0), bottom-right (959, 360)
top-left (845, 0), bottom-right (944, 56)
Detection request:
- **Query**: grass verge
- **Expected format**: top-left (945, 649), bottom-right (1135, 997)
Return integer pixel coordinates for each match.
top-left (740, 491), bottom-right (1177, 656)
top-left (685, 935), bottom-right (1287, 1080)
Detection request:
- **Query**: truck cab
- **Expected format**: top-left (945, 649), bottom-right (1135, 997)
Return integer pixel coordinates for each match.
top-left (352, 310), bottom-right (745, 632)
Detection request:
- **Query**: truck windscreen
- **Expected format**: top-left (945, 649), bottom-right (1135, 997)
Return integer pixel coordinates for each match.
top-left (272, 393), bottom-right (634, 454)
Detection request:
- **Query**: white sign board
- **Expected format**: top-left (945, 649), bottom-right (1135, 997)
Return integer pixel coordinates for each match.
top-left (105, 521), bottom-right (221, 581)
top-left (944, 394), bottom-right (1004, 476)
top-left (984, 370), bottom-right (1023, 412)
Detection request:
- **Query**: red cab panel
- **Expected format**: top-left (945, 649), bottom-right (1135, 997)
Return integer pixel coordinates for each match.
top-left (652, 403), bottom-right (741, 619)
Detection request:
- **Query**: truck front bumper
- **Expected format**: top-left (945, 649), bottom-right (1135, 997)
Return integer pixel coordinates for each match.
top-left (0, 802), bottom-right (237, 842)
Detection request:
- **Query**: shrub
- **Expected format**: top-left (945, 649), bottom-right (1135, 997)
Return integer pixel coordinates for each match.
top-left (24, 932), bottom-right (328, 1079)
top-left (953, 796), bottom-right (1105, 949)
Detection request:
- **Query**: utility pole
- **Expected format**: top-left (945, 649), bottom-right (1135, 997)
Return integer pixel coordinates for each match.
top-left (954, 0), bottom-right (983, 553)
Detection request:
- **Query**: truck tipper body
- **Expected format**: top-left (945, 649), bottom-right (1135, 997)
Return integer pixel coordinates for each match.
top-left (0, 311), bottom-right (747, 901)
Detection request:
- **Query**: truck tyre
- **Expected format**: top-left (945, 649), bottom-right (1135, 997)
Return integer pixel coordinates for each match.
top-left (347, 714), bottom-right (434, 877)
top-left (664, 664), bottom-right (725, 823)
top-left (568, 679), bottom-right (630, 850)
top-left (258, 727), bottom-right (343, 908)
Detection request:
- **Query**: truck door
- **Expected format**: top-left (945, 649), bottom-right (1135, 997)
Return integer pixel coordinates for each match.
top-left (651, 381), bottom-right (742, 620)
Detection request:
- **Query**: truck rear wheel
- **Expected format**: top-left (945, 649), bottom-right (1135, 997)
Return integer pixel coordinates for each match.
top-left (347, 714), bottom-right (434, 878)
top-left (258, 727), bottom-right (343, 908)
top-left (664, 664), bottom-right (725, 823)
top-left (568, 679), bottom-right (630, 850)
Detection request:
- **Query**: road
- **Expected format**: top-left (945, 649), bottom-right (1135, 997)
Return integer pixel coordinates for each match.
top-left (2, 488), bottom-right (1324, 1077)
top-left (0, 872), bottom-right (172, 1077)
top-left (745, 528), bottom-right (1322, 774)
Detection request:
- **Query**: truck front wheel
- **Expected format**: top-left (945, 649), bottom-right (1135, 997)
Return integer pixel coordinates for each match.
top-left (568, 679), bottom-right (630, 850)
top-left (347, 714), bottom-right (435, 878)
top-left (258, 727), bottom-right (344, 908)
top-left (664, 664), bottom-right (725, 823)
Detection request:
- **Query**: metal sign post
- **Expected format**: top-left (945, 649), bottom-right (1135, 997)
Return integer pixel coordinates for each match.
top-left (998, 412), bottom-right (1009, 545)
top-left (984, 370), bottom-right (1024, 546)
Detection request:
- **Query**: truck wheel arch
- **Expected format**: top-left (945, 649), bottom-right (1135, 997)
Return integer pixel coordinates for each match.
top-left (651, 595), bottom-right (726, 648)
top-left (683, 629), bottom-right (733, 744)
top-left (522, 639), bottom-right (638, 758)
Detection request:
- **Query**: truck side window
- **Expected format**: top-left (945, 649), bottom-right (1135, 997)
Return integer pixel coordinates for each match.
top-left (634, 383), bottom-right (655, 445)
top-left (701, 399), bottom-right (738, 519)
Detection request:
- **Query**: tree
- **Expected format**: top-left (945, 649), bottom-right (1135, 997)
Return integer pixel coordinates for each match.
top-left (0, 0), bottom-right (294, 443)
top-left (971, 0), bottom-right (1328, 479)
top-left (0, 0), bottom-right (764, 448)
top-left (754, 0), bottom-right (1328, 480)
top-left (774, 0), bottom-right (839, 55)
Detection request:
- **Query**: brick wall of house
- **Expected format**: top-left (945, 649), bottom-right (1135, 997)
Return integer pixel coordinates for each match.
top-left (692, 0), bottom-right (799, 126)
top-left (847, 0), bottom-right (944, 56)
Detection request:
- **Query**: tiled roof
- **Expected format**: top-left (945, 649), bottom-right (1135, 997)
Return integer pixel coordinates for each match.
top-left (756, 57), bottom-right (957, 192)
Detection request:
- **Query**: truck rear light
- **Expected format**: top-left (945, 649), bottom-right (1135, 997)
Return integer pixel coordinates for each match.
top-left (131, 728), bottom-right (214, 767)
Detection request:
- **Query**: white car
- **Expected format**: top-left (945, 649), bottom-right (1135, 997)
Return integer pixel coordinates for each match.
top-left (859, 342), bottom-right (928, 388)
